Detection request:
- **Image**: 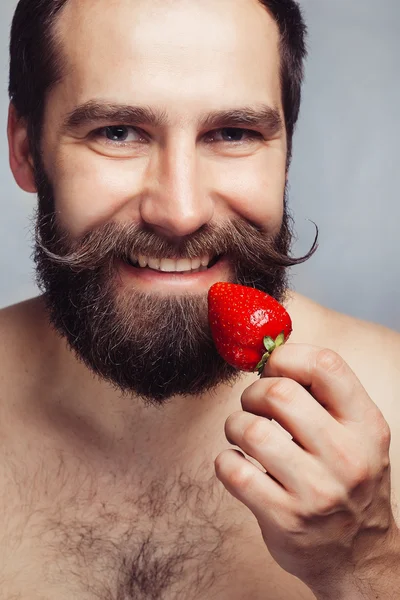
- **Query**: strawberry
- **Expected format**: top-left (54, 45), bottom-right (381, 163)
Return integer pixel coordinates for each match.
top-left (208, 282), bottom-right (292, 375)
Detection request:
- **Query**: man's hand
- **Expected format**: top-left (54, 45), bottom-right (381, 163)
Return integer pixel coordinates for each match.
top-left (215, 344), bottom-right (400, 598)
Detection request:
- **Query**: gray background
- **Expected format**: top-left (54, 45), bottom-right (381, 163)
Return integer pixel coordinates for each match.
top-left (0, 0), bottom-right (399, 331)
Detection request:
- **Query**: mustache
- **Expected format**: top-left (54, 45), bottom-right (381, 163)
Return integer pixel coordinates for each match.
top-left (34, 212), bottom-right (318, 274)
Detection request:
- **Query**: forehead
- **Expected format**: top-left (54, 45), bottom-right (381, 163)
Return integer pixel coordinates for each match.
top-left (54, 0), bottom-right (282, 116)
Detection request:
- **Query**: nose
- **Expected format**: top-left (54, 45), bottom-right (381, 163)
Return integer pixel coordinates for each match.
top-left (139, 136), bottom-right (214, 238)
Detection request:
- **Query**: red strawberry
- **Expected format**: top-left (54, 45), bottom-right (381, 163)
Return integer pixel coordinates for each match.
top-left (208, 282), bottom-right (292, 375)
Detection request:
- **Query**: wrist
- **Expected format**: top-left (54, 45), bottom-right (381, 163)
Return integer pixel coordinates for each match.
top-left (308, 572), bottom-right (363, 600)
top-left (310, 530), bottom-right (400, 600)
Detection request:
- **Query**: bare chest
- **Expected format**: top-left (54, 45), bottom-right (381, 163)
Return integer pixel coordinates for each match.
top-left (0, 445), bottom-right (315, 600)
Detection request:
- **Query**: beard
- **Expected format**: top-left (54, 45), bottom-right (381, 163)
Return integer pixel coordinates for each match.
top-left (31, 156), bottom-right (308, 407)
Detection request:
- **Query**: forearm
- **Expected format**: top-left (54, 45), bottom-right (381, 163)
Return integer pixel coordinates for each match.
top-left (311, 552), bottom-right (400, 600)
top-left (314, 578), bottom-right (398, 600)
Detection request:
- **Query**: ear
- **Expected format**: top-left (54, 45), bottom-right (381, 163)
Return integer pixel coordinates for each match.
top-left (7, 102), bottom-right (37, 193)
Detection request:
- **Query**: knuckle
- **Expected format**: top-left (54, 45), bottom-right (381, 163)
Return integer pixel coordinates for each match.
top-left (364, 409), bottom-right (391, 456)
top-left (346, 461), bottom-right (371, 489)
top-left (331, 440), bottom-right (371, 488)
top-left (379, 447), bottom-right (391, 473)
top-left (315, 348), bottom-right (344, 376)
top-left (375, 415), bottom-right (392, 450)
top-left (280, 513), bottom-right (306, 536)
top-left (267, 378), bottom-right (296, 405)
top-left (225, 460), bottom-right (257, 492)
top-left (243, 418), bottom-right (271, 447)
top-left (302, 483), bottom-right (347, 518)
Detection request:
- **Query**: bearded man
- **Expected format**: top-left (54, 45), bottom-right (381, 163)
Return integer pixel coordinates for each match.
top-left (1, 0), bottom-right (400, 598)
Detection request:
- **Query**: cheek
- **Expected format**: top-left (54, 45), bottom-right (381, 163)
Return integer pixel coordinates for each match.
top-left (47, 143), bottom-right (286, 238)
top-left (205, 148), bottom-right (286, 232)
top-left (49, 149), bottom-right (146, 237)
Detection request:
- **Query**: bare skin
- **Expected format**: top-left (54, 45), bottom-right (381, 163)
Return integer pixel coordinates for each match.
top-left (2, 0), bottom-right (400, 598)
top-left (0, 293), bottom-right (399, 599)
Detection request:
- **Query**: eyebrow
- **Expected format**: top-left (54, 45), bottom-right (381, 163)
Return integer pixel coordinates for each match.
top-left (62, 102), bottom-right (168, 132)
top-left (202, 106), bottom-right (283, 136)
top-left (61, 100), bottom-right (283, 137)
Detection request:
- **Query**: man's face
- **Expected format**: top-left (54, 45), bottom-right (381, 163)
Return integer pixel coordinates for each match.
top-left (33, 0), bottom-right (291, 405)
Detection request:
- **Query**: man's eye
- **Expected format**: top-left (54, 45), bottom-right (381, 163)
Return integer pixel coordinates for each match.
top-left (96, 126), bottom-right (144, 143)
top-left (208, 128), bottom-right (262, 143)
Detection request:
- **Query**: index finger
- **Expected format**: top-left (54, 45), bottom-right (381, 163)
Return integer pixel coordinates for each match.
top-left (262, 343), bottom-right (374, 424)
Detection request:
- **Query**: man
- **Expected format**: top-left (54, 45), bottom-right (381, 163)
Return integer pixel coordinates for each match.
top-left (1, 0), bottom-right (399, 598)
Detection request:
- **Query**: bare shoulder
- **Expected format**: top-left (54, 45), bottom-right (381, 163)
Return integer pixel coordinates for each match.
top-left (0, 295), bottom-right (43, 327)
top-left (0, 296), bottom-right (53, 404)
top-left (0, 296), bottom-right (46, 359)
top-left (288, 291), bottom-right (400, 406)
top-left (319, 301), bottom-right (399, 409)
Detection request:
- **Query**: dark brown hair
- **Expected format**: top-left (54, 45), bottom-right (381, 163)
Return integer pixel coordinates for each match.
top-left (9, 0), bottom-right (307, 164)
top-left (258, 0), bottom-right (307, 163)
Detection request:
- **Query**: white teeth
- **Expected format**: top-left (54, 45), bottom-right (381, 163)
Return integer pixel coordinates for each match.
top-left (147, 257), bottom-right (161, 270)
top-left (175, 258), bottom-right (192, 272)
top-left (130, 253), bottom-right (213, 272)
top-left (138, 254), bottom-right (148, 268)
top-left (191, 257), bottom-right (201, 270)
top-left (160, 258), bottom-right (177, 272)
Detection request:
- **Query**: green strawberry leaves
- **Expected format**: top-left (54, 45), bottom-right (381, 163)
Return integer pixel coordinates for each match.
top-left (255, 332), bottom-right (286, 375)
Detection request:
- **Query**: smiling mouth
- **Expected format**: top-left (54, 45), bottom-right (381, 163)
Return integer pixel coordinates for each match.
top-left (126, 254), bottom-right (222, 273)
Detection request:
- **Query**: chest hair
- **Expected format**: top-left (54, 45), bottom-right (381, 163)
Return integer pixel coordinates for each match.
top-left (1, 448), bottom-right (248, 600)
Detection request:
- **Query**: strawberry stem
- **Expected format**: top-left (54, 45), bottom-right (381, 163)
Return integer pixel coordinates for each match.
top-left (263, 336), bottom-right (275, 352)
top-left (256, 352), bottom-right (270, 375)
top-left (255, 331), bottom-right (285, 376)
